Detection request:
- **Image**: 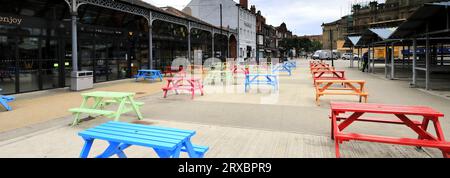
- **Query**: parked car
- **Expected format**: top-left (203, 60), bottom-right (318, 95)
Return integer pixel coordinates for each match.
top-left (341, 53), bottom-right (353, 60)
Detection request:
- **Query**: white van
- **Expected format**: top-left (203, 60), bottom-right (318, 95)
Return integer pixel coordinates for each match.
top-left (313, 50), bottom-right (332, 60)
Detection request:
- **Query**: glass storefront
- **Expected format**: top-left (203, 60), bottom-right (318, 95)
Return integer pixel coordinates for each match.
top-left (0, 0), bottom-right (229, 95)
top-left (0, 0), bottom-right (152, 95)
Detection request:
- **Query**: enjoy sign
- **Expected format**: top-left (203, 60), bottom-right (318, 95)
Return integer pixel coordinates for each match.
top-left (0, 16), bottom-right (23, 25)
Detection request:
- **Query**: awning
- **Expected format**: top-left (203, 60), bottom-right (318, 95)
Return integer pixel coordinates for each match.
top-left (390, 2), bottom-right (450, 39)
top-left (356, 27), bottom-right (398, 47)
top-left (369, 27), bottom-right (397, 40)
top-left (348, 36), bottom-right (362, 45)
top-left (343, 35), bottom-right (362, 48)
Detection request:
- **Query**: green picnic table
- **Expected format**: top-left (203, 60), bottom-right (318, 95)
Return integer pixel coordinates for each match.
top-left (204, 70), bottom-right (233, 85)
top-left (69, 91), bottom-right (144, 126)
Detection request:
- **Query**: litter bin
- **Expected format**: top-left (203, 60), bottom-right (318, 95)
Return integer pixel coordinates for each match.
top-left (70, 71), bottom-right (94, 91)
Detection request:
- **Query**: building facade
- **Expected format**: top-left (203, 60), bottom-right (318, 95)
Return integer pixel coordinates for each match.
top-left (322, 15), bottom-right (353, 53)
top-left (350, 0), bottom-right (442, 34)
top-left (185, 0), bottom-right (256, 60)
top-left (253, 6), bottom-right (265, 60)
top-left (237, 0), bottom-right (256, 59)
top-left (263, 24), bottom-right (278, 58)
top-left (275, 22), bottom-right (293, 57)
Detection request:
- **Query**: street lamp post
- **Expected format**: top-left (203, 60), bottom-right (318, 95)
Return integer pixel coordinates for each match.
top-left (329, 29), bottom-right (334, 67)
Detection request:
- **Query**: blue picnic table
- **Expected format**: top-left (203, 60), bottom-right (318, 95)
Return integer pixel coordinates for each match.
top-left (245, 74), bottom-right (279, 92)
top-left (134, 70), bottom-right (163, 82)
top-left (272, 63), bottom-right (293, 76)
top-left (0, 89), bottom-right (15, 111)
top-left (284, 60), bottom-right (297, 69)
top-left (78, 121), bottom-right (209, 158)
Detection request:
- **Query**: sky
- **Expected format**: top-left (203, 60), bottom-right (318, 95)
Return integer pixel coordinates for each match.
top-left (143, 0), bottom-right (386, 36)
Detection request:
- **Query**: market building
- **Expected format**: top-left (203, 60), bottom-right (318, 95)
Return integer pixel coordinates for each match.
top-left (0, 0), bottom-right (235, 95)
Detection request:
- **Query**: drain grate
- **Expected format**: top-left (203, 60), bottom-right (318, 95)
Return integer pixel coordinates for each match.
top-left (136, 92), bottom-right (146, 95)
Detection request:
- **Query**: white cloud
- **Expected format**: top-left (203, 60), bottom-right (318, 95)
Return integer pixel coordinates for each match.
top-left (142, 0), bottom-right (386, 35)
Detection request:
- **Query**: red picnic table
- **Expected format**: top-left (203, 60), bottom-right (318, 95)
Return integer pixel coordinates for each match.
top-left (312, 70), bottom-right (346, 85)
top-left (231, 65), bottom-right (249, 75)
top-left (330, 102), bottom-right (450, 158)
top-left (162, 77), bottom-right (204, 99)
top-left (163, 66), bottom-right (180, 77)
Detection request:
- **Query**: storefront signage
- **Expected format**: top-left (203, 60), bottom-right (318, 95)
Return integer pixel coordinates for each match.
top-left (0, 16), bottom-right (23, 25)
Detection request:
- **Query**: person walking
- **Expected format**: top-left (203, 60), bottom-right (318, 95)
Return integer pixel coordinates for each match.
top-left (362, 52), bottom-right (369, 72)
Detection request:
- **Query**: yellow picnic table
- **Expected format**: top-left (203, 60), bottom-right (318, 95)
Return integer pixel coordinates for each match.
top-left (69, 91), bottom-right (144, 126)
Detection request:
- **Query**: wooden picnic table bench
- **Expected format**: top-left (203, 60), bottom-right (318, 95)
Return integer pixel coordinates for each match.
top-left (0, 89), bottom-right (15, 111)
top-left (69, 91), bottom-right (144, 126)
top-left (245, 74), bottom-right (279, 92)
top-left (231, 65), bottom-right (249, 75)
top-left (330, 102), bottom-right (450, 158)
top-left (284, 61), bottom-right (297, 69)
top-left (134, 70), bottom-right (163, 82)
top-left (162, 77), bottom-right (204, 99)
top-left (162, 66), bottom-right (183, 77)
top-left (313, 70), bottom-right (346, 85)
top-left (272, 63), bottom-right (293, 76)
top-left (310, 66), bottom-right (335, 74)
top-left (204, 70), bottom-right (233, 85)
top-left (310, 62), bottom-right (330, 68)
top-left (315, 80), bottom-right (368, 106)
top-left (78, 121), bottom-right (209, 158)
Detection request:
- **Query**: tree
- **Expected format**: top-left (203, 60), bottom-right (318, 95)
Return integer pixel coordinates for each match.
top-left (310, 41), bottom-right (323, 52)
top-left (280, 37), bottom-right (323, 54)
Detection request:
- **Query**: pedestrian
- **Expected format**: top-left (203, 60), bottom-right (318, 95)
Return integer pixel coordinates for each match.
top-left (362, 52), bottom-right (369, 72)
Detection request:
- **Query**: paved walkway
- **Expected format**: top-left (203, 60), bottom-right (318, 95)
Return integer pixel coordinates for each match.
top-left (0, 59), bottom-right (448, 158)
top-left (0, 79), bottom-right (164, 132)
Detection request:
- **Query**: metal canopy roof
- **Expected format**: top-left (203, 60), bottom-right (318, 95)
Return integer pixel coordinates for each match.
top-left (390, 2), bottom-right (450, 39)
top-left (343, 36), bottom-right (361, 48)
top-left (355, 27), bottom-right (398, 47)
top-left (348, 36), bottom-right (362, 46)
top-left (369, 27), bottom-right (397, 40)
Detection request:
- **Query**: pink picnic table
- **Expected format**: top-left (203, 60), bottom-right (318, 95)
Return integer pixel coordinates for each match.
top-left (162, 77), bottom-right (204, 99)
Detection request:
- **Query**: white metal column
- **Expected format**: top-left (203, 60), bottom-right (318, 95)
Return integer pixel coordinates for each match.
top-left (385, 44), bottom-right (388, 78)
top-left (187, 22), bottom-right (191, 62)
top-left (425, 34), bottom-right (430, 90)
top-left (412, 38), bottom-right (417, 87)
top-left (391, 43), bottom-right (395, 79)
top-left (70, 0), bottom-right (78, 72)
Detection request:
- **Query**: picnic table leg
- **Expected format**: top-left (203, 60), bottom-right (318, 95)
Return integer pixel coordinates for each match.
top-left (315, 94), bottom-right (320, 106)
top-left (171, 146), bottom-right (182, 158)
top-left (113, 98), bottom-right (127, 122)
top-left (183, 140), bottom-right (203, 158)
top-left (0, 98), bottom-right (12, 111)
top-left (92, 97), bottom-right (104, 111)
top-left (416, 117), bottom-right (430, 150)
top-left (331, 112), bottom-right (336, 140)
top-left (127, 96), bottom-right (143, 120)
top-left (96, 141), bottom-right (124, 158)
top-left (334, 138), bottom-right (341, 158)
top-left (198, 81), bottom-right (204, 96)
top-left (431, 118), bottom-right (450, 158)
top-left (79, 138), bottom-right (94, 158)
top-left (244, 76), bottom-right (249, 93)
top-left (163, 80), bottom-right (173, 98)
top-left (153, 148), bottom-right (172, 158)
top-left (72, 96), bottom-right (89, 126)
